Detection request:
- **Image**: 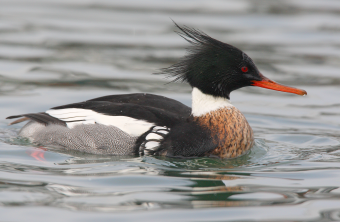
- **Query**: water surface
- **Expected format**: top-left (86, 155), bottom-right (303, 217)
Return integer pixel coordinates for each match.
top-left (1, 0), bottom-right (340, 221)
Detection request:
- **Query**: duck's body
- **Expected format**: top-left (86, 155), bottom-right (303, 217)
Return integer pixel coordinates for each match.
top-left (7, 23), bottom-right (306, 158)
top-left (9, 88), bottom-right (253, 157)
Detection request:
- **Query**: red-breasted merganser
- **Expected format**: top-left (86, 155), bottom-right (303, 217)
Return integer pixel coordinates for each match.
top-left (7, 24), bottom-right (307, 158)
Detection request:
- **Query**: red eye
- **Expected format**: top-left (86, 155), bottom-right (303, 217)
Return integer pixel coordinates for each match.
top-left (241, 66), bottom-right (248, 72)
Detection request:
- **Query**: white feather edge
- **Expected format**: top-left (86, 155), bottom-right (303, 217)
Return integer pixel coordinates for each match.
top-left (46, 108), bottom-right (155, 137)
top-left (191, 87), bottom-right (234, 117)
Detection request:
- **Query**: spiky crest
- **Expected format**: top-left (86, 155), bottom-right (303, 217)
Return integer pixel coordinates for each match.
top-left (157, 22), bottom-right (239, 83)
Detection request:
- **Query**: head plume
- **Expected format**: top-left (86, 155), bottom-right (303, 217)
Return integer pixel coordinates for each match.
top-left (157, 22), bottom-right (307, 99)
top-left (158, 22), bottom-right (240, 84)
top-left (157, 22), bottom-right (263, 99)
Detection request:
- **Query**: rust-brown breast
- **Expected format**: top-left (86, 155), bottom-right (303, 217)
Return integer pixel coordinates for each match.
top-left (193, 106), bottom-right (254, 158)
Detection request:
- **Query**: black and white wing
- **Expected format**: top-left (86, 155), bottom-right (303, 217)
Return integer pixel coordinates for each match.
top-left (87, 93), bottom-right (191, 117)
top-left (6, 93), bottom-right (193, 155)
top-left (7, 94), bottom-right (190, 138)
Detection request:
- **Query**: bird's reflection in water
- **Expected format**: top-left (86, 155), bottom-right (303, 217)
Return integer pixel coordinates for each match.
top-left (32, 148), bottom-right (257, 212)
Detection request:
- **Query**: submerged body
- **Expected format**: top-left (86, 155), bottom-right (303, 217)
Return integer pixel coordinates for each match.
top-left (7, 23), bottom-right (305, 158)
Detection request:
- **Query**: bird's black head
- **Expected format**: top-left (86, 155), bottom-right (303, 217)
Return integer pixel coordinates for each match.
top-left (159, 23), bottom-right (306, 99)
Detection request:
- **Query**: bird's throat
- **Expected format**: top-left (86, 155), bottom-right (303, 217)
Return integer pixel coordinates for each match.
top-left (191, 87), bottom-right (234, 117)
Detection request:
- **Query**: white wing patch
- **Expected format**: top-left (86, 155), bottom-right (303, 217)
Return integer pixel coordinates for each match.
top-left (46, 108), bottom-right (155, 137)
top-left (139, 126), bottom-right (170, 156)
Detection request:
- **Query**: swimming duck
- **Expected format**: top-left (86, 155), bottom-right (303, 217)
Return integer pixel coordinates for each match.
top-left (7, 24), bottom-right (307, 158)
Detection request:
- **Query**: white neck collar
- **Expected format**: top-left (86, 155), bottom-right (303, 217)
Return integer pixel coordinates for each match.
top-left (191, 87), bottom-right (233, 117)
